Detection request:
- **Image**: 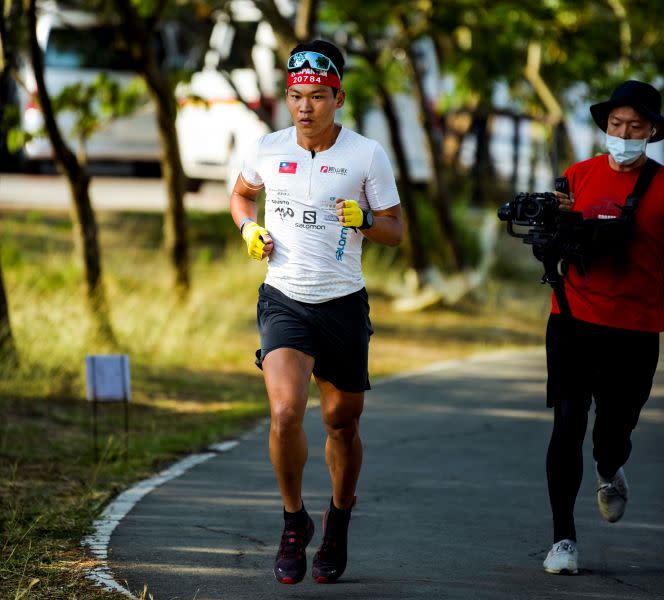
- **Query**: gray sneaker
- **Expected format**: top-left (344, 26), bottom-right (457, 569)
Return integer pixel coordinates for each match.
top-left (596, 465), bottom-right (628, 523)
top-left (543, 539), bottom-right (578, 574)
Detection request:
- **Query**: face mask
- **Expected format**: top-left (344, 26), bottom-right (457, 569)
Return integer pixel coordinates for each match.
top-left (606, 133), bottom-right (648, 165)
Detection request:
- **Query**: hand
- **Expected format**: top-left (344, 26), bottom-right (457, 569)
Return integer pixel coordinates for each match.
top-left (336, 198), bottom-right (363, 227)
top-left (241, 221), bottom-right (273, 260)
top-left (555, 191), bottom-right (575, 211)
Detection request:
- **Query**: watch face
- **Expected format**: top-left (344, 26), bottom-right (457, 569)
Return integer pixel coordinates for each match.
top-left (366, 210), bottom-right (374, 227)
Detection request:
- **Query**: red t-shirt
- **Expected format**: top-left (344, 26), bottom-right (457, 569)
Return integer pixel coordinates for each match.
top-left (551, 154), bottom-right (664, 331)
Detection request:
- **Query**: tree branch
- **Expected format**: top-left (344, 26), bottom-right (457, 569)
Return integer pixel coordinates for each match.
top-left (252, 0), bottom-right (297, 62)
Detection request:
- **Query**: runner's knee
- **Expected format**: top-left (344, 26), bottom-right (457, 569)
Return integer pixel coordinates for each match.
top-left (322, 408), bottom-right (360, 441)
top-left (270, 404), bottom-right (304, 438)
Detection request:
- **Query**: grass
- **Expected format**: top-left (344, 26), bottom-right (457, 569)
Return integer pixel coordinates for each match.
top-left (0, 206), bottom-right (550, 598)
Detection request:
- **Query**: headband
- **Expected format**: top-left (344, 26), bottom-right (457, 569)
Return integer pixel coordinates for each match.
top-left (287, 68), bottom-right (341, 90)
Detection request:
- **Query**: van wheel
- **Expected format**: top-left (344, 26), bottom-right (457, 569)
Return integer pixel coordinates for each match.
top-left (23, 159), bottom-right (47, 174)
top-left (185, 177), bottom-right (203, 193)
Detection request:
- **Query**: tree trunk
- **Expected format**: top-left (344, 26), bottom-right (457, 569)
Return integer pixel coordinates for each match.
top-left (0, 12), bottom-right (18, 365)
top-left (0, 253), bottom-right (18, 366)
top-left (27, 0), bottom-right (115, 343)
top-left (550, 120), bottom-right (576, 178)
top-left (377, 83), bottom-right (429, 279)
top-left (511, 115), bottom-right (522, 196)
top-left (294, 0), bottom-right (319, 41)
top-left (114, 0), bottom-right (189, 298)
top-left (470, 107), bottom-right (496, 206)
top-left (147, 71), bottom-right (189, 298)
top-left (401, 27), bottom-right (464, 270)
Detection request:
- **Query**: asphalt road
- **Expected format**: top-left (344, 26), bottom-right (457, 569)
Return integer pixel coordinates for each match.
top-left (108, 349), bottom-right (664, 600)
top-left (0, 173), bottom-right (229, 212)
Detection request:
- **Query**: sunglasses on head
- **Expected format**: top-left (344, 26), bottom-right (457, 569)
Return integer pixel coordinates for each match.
top-left (287, 51), bottom-right (340, 78)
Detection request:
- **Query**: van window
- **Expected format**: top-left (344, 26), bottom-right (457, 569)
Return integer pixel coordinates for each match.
top-left (44, 26), bottom-right (166, 70)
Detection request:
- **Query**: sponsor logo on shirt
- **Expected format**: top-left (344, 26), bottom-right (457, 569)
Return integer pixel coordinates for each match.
top-left (275, 206), bottom-right (294, 219)
top-left (336, 226), bottom-right (350, 261)
top-left (296, 211), bottom-right (326, 230)
top-left (320, 165), bottom-right (348, 176)
top-left (279, 161), bottom-right (297, 174)
top-left (325, 195), bottom-right (340, 222)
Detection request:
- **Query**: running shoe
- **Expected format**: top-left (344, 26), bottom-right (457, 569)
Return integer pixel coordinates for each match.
top-left (312, 501), bottom-right (352, 584)
top-left (596, 465), bottom-right (629, 523)
top-left (543, 539), bottom-right (578, 574)
top-left (273, 513), bottom-right (315, 584)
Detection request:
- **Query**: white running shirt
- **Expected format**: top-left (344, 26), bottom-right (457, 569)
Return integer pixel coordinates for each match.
top-left (241, 125), bottom-right (400, 303)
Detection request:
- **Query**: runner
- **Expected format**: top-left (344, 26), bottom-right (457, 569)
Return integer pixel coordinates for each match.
top-left (229, 39), bottom-right (403, 584)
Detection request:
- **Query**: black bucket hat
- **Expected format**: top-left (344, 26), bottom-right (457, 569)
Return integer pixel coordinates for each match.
top-left (590, 80), bottom-right (664, 143)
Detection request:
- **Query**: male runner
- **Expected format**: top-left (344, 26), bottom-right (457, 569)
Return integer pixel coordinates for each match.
top-left (229, 39), bottom-right (403, 584)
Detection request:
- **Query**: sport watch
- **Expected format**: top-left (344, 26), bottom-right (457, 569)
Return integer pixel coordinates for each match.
top-left (359, 209), bottom-right (374, 230)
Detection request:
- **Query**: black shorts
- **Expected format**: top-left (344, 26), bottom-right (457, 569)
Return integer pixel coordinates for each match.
top-left (546, 313), bottom-right (659, 409)
top-left (255, 283), bottom-right (373, 393)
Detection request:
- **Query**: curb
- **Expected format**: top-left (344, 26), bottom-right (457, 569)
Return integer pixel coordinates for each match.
top-left (82, 426), bottom-right (267, 597)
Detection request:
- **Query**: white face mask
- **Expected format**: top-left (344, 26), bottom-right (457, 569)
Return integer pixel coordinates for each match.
top-left (606, 133), bottom-right (648, 165)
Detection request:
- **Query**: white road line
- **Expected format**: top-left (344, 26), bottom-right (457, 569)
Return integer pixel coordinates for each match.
top-left (83, 451), bottom-right (218, 597)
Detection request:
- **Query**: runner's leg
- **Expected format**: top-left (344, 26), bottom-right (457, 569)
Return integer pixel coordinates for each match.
top-left (312, 376), bottom-right (363, 582)
top-left (263, 347), bottom-right (315, 512)
top-left (316, 376), bottom-right (364, 509)
top-left (545, 315), bottom-right (593, 543)
top-left (592, 329), bottom-right (659, 478)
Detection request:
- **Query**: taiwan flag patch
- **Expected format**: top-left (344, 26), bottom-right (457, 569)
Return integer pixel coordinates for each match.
top-left (279, 161), bottom-right (297, 174)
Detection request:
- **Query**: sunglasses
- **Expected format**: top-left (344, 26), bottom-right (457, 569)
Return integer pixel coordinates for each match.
top-left (287, 51), bottom-right (340, 78)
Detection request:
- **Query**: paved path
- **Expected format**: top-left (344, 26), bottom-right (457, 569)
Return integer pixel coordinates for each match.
top-left (108, 349), bottom-right (664, 599)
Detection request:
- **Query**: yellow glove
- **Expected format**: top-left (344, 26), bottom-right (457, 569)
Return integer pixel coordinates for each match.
top-left (338, 199), bottom-right (363, 228)
top-left (241, 221), bottom-right (270, 260)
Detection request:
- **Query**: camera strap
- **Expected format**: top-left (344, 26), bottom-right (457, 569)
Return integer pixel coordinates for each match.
top-left (621, 157), bottom-right (660, 216)
top-left (557, 157), bottom-right (660, 320)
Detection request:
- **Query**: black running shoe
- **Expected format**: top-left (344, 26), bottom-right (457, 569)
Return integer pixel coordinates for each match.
top-left (273, 513), bottom-right (314, 584)
top-left (312, 500), bottom-right (353, 584)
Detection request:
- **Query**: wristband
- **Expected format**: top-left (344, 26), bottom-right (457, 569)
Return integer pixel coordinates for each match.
top-left (239, 217), bottom-right (253, 234)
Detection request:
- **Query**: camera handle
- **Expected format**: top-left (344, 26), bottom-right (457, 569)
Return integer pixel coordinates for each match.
top-left (541, 254), bottom-right (573, 319)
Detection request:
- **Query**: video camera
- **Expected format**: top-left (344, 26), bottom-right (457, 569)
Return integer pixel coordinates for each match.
top-left (497, 191), bottom-right (561, 226)
top-left (498, 177), bottom-right (588, 285)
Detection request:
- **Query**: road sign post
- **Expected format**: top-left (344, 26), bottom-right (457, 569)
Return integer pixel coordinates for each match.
top-left (86, 354), bottom-right (131, 461)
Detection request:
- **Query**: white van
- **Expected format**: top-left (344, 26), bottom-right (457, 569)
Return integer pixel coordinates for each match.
top-left (18, 3), bottom-right (277, 184)
top-left (18, 6), bottom-right (173, 167)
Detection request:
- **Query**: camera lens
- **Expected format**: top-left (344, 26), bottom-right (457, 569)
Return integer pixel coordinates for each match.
top-left (497, 203), bottom-right (513, 221)
top-left (523, 199), bottom-right (542, 219)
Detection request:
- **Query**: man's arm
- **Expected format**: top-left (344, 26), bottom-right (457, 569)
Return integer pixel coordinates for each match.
top-left (336, 199), bottom-right (403, 247)
top-left (362, 204), bottom-right (403, 247)
top-left (230, 174), bottom-right (262, 226)
top-left (230, 175), bottom-right (273, 259)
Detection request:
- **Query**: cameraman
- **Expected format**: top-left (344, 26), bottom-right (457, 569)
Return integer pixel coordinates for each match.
top-left (542, 80), bottom-right (664, 575)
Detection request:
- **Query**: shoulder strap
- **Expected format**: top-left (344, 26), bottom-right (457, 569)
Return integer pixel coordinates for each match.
top-left (623, 158), bottom-right (661, 213)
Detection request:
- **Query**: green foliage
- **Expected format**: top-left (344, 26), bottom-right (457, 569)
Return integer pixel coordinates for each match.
top-left (51, 72), bottom-right (149, 144)
top-left (4, 105), bottom-right (36, 152)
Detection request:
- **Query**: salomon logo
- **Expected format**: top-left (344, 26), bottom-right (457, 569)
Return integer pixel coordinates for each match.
top-left (336, 227), bottom-right (349, 261)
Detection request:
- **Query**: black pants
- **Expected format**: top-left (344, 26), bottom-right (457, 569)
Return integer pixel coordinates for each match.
top-left (545, 314), bottom-right (659, 543)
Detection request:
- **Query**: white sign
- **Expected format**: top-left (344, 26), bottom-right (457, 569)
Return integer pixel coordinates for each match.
top-left (86, 355), bottom-right (131, 402)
